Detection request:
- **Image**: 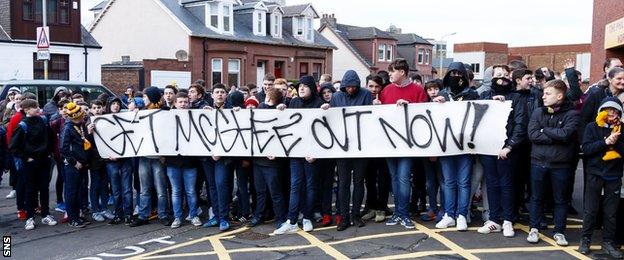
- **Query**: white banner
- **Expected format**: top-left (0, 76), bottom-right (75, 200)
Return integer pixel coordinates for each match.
top-left (92, 101), bottom-right (512, 158)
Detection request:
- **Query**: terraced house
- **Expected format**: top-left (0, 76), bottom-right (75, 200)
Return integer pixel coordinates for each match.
top-left (89, 0), bottom-right (334, 93)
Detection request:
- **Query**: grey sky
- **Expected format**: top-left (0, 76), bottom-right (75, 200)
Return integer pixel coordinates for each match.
top-left (81, 0), bottom-right (594, 55)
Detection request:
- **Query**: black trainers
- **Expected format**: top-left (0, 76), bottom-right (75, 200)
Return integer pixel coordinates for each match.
top-left (336, 219), bottom-right (350, 231)
top-left (129, 218), bottom-right (148, 227)
top-left (352, 217), bottom-right (365, 228)
top-left (602, 242), bottom-right (624, 259)
top-left (578, 237), bottom-right (591, 254)
top-left (68, 220), bottom-right (86, 228)
top-left (160, 218), bottom-right (172, 226)
top-left (108, 216), bottom-right (123, 225)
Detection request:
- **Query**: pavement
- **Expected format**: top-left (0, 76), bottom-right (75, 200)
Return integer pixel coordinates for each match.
top-left (0, 164), bottom-right (622, 260)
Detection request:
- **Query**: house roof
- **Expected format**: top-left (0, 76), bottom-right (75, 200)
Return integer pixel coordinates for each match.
top-left (391, 33), bottom-right (432, 46)
top-left (282, 3), bottom-right (318, 18)
top-left (152, 0), bottom-right (334, 49)
top-left (320, 23), bottom-right (373, 68)
top-left (335, 24), bottom-right (396, 40)
top-left (89, 0), bottom-right (109, 11)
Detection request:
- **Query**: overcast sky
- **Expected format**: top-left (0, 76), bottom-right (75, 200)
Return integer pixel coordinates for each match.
top-left (81, 0), bottom-right (594, 55)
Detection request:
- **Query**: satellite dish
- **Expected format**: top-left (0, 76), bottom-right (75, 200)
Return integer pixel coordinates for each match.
top-left (175, 50), bottom-right (188, 61)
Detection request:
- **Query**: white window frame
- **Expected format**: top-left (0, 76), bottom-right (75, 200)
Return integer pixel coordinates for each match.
top-left (378, 44), bottom-right (386, 61)
top-left (223, 3), bottom-right (232, 34)
top-left (305, 17), bottom-right (313, 42)
top-left (425, 49), bottom-right (430, 65)
top-left (271, 12), bottom-right (282, 38)
top-left (227, 59), bottom-right (241, 87)
top-left (212, 58), bottom-right (223, 85)
top-left (417, 48), bottom-right (424, 64)
top-left (205, 2), bottom-right (233, 35)
top-left (386, 45), bottom-right (393, 61)
top-left (206, 2), bottom-right (219, 30)
top-left (253, 10), bottom-right (266, 36)
top-left (296, 17), bottom-right (304, 36)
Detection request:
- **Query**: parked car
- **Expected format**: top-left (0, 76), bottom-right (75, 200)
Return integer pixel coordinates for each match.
top-left (0, 80), bottom-right (123, 109)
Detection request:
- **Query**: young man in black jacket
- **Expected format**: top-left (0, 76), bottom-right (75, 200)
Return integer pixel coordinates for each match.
top-left (525, 80), bottom-right (580, 246)
top-left (9, 99), bottom-right (57, 230)
top-left (477, 65), bottom-right (527, 237)
top-left (578, 97), bottom-right (624, 258)
top-left (60, 102), bottom-right (91, 228)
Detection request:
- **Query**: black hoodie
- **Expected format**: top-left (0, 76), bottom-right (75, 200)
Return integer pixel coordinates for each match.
top-left (9, 115), bottom-right (54, 160)
top-left (481, 85), bottom-right (528, 151)
top-left (289, 84), bottom-right (323, 109)
top-left (528, 101), bottom-right (580, 168)
top-left (440, 62), bottom-right (479, 101)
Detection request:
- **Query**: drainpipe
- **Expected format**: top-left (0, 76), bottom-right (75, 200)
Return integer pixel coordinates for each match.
top-left (202, 38), bottom-right (208, 82)
top-left (83, 45), bottom-right (89, 82)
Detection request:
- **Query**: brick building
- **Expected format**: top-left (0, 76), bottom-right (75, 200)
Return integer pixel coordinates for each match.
top-left (590, 0), bottom-right (624, 82)
top-left (453, 42), bottom-right (508, 80)
top-left (89, 0), bottom-right (334, 95)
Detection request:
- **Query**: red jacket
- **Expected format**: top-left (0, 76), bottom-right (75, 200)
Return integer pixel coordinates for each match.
top-left (6, 111), bottom-right (24, 145)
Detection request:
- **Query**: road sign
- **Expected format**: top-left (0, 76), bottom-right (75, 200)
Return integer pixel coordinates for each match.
top-left (37, 50), bottom-right (50, 60)
top-left (36, 26), bottom-right (50, 49)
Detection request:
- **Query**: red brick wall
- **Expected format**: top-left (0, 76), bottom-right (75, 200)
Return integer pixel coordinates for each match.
top-left (484, 53), bottom-right (508, 69)
top-left (101, 68), bottom-right (141, 96)
top-left (351, 39), bottom-right (374, 65)
top-left (591, 0), bottom-right (624, 82)
top-left (455, 42), bottom-right (508, 53)
top-left (143, 59), bottom-right (192, 87)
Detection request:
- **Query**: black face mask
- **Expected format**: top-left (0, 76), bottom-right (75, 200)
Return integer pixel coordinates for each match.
top-left (491, 77), bottom-right (512, 94)
top-left (449, 76), bottom-right (465, 94)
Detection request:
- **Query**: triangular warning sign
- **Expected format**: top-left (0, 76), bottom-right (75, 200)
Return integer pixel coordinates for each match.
top-left (37, 28), bottom-right (49, 49)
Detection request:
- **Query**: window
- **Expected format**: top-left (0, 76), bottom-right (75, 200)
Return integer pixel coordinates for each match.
top-left (35, 0), bottom-right (42, 22)
top-left (257, 12), bottom-right (262, 34)
top-left (59, 0), bottom-right (70, 24)
top-left (23, 0), bottom-right (34, 20)
top-left (471, 63), bottom-right (481, 73)
top-left (312, 63), bottom-right (322, 81)
top-left (227, 59), bottom-right (240, 88)
top-left (386, 45), bottom-right (393, 61)
top-left (212, 58), bottom-right (223, 85)
top-left (33, 53), bottom-right (69, 80)
top-left (296, 17), bottom-right (304, 36)
top-left (378, 44), bottom-right (385, 61)
top-left (417, 49), bottom-right (424, 64)
top-left (47, 0), bottom-right (57, 24)
top-left (272, 13), bottom-right (281, 37)
top-left (223, 4), bottom-right (231, 33)
top-left (306, 17), bottom-right (313, 41)
top-left (425, 49), bottom-right (430, 65)
top-left (209, 2), bottom-right (219, 28)
top-left (299, 63), bottom-right (308, 78)
top-left (253, 11), bottom-right (266, 36)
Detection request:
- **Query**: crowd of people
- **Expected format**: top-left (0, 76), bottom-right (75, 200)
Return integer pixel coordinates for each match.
top-left (1, 57), bottom-right (624, 258)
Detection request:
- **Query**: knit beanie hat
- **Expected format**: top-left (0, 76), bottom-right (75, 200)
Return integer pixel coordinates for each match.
top-left (65, 102), bottom-right (85, 121)
top-left (244, 96), bottom-right (259, 108)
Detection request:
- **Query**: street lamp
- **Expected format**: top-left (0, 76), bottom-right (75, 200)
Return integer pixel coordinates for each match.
top-left (438, 32), bottom-right (456, 79)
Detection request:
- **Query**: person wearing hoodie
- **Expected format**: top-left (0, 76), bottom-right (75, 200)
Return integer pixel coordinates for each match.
top-left (319, 81), bottom-right (335, 104)
top-left (188, 84), bottom-right (211, 109)
top-left (476, 65), bottom-right (527, 238)
top-left (130, 87), bottom-right (171, 227)
top-left (581, 67), bottom-right (624, 135)
top-left (434, 62), bottom-right (480, 231)
top-left (98, 97), bottom-right (134, 225)
top-left (274, 76), bottom-right (323, 235)
top-left (321, 69), bottom-right (372, 231)
top-left (375, 59), bottom-right (428, 230)
top-left (525, 80), bottom-right (580, 246)
top-left (578, 97), bottom-right (624, 258)
top-left (43, 87), bottom-right (68, 118)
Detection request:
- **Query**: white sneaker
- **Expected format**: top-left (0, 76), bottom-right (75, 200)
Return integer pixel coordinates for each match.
top-left (25, 218), bottom-right (35, 230)
top-left (171, 218), bottom-right (181, 229)
top-left (41, 215), bottom-right (58, 226)
top-left (92, 212), bottom-right (105, 222)
top-left (502, 221), bottom-right (515, 237)
top-left (553, 233), bottom-right (568, 246)
top-left (456, 215), bottom-right (468, 231)
top-left (477, 220), bottom-right (502, 234)
top-left (102, 210), bottom-right (115, 220)
top-left (191, 216), bottom-right (202, 226)
top-left (274, 220), bottom-right (299, 235)
top-left (302, 218), bottom-right (313, 232)
top-left (187, 207), bottom-right (203, 221)
top-left (527, 228), bottom-right (540, 243)
top-left (6, 190), bottom-right (16, 199)
top-left (435, 214), bottom-right (456, 229)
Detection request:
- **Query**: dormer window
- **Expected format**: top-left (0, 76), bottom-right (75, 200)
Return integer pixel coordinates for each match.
top-left (306, 17), bottom-right (313, 41)
top-left (205, 1), bottom-right (233, 35)
top-left (292, 16), bottom-right (313, 42)
top-left (253, 10), bottom-right (266, 36)
top-left (271, 12), bottom-right (282, 38)
top-left (296, 17), bottom-right (304, 36)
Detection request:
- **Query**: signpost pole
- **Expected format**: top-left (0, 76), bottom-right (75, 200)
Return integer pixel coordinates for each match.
top-left (42, 0), bottom-right (48, 80)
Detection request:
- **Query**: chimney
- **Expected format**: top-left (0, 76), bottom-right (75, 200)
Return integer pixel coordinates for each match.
top-left (121, 56), bottom-right (130, 64)
top-left (321, 13), bottom-right (337, 28)
top-left (387, 24), bottom-right (401, 34)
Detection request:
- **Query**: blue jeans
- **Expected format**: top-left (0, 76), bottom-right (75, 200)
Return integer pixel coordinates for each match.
top-left (64, 165), bottom-right (85, 222)
top-left (288, 159), bottom-right (318, 222)
top-left (479, 155), bottom-right (515, 223)
top-left (529, 165), bottom-right (570, 233)
top-left (106, 160), bottom-right (133, 217)
top-left (167, 167), bottom-right (198, 220)
top-left (138, 158), bottom-right (169, 220)
top-left (202, 159), bottom-right (219, 219)
top-left (253, 164), bottom-right (286, 224)
top-left (89, 168), bottom-right (110, 213)
top-left (214, 160), bottom-right (234, 221)
top-left (439, 155), bottom-right (473, 218)
top-left (235, 160), bottom-right (252, 217)
top-left (386, 158), bottom-right (413, 219)
top-left (423, 158), bottom-right (444, 212)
